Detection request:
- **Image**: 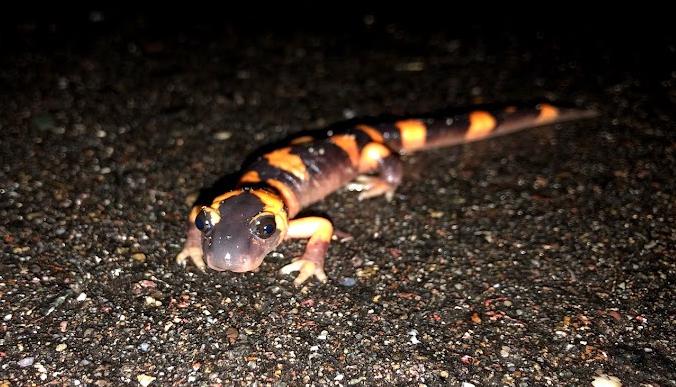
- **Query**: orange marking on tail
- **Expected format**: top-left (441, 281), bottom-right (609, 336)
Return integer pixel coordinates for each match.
top-left (505, 106), bottom-right (517, 113)
top-left (330, 134), bottom-right (360, 167)
top-left (357, 125), bottom-right (384, 143)
top-left (536, 103), bottom-right (559, 123)
top-left (396, 119), bottom-right (427, 150)
top-left (264, 147), bottom-right (308, 181)
top-left (465, 111), bottom-right (497, 140)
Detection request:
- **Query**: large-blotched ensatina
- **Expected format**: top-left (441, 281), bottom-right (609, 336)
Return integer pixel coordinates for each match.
top-left (176, 103), bottom-right (596, 285)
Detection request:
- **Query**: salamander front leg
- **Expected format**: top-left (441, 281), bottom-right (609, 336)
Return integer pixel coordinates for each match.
top-left (346, 142), bottom-right (403, 201)
top-left (175, 207), bottom-right (206, 272)
top-left (279, 217), bottom-right (333, 285)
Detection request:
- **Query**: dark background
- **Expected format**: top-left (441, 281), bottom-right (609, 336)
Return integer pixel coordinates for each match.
top-left (1, 5), bottom-right (674, 386)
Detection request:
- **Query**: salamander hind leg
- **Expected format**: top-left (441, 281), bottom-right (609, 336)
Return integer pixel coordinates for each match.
top-left (347, 142), bottom-right (402, 201)
top-left (279, 217), bottom-right (333, 286)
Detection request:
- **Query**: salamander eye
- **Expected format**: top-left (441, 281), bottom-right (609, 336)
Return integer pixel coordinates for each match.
top-left (194, 209), bottom-right (213, 233)
top-left (250, 214), bottom-right (276, 239)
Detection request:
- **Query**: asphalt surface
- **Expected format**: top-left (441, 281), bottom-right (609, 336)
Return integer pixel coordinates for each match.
top-left (1, 9), bottom-right (674, 386)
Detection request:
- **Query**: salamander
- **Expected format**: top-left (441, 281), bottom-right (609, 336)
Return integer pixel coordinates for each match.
top-left (176, 103), bottom-right (596, 285)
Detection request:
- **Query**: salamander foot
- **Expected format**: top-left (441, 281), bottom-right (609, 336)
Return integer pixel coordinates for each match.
top-left (280, 259), bottom-right (328, 286)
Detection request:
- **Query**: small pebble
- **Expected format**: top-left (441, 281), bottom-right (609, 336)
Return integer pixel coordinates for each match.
top-left (339, 277), bottom-right (357, 287)
top-left (343, 109), bottom-right (356, 119)
top-left (408, 329), bottom-right (420, 344)
top-left (226, 327), bottom-right (239, 344)
top-left (139, 342), bottom-right (150, 352)
top-left (76, 293), bottom-right (87, 302)
top-left (592, 374), bottom-right (622, 387)
top-left (500, 346), bottom-right (510, 358)
top-left (4, 314), bottom-right (11, 321)
top-left (18, 357), bottom-right (34, 367)
top-left (213, 131), bottom-right (232, 141)
top-left (461, 383), bottom-right (476, 387)
top-left (132, 253), bottom-right (146, 263)
top-left (56, 343), bottom-right (67, 352)
top-left (317, 330), bottom-right (328, 340)
top-left (137, 374), bottom-right (156, 387)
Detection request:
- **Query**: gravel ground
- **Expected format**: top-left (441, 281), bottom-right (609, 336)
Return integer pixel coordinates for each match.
top-left (1, 8), bottom-right (674, 386)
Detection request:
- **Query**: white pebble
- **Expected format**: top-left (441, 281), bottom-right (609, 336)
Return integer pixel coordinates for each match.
top-left (34, 363), bottom-right (46, 373)
top-left (18, 357), bottom-right (34, 367)
top-left (342, 109), bottom-right (356, 119)
top-left (317, 330), bottom-right (328, 340)
top-left (76, 293), bottom-right (87, 302)
top-left (592, 374), bottom-right (622, 387)
top-left (137, 374), bottom-right (156, 387)
top-left (408, 329), bottom-right (420, 344)
top-left (4, 314), bottom-right (11, 321)
top-left (213, 131), bottom-right (232, 141)
top-left (56, 343), bottom-right (67, 352)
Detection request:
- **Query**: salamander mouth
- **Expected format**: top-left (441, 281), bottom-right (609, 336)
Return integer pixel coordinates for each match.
top-left (205, 252), bottom-right (231, 271)
top-left (205, 252), bottom-right (258, 273)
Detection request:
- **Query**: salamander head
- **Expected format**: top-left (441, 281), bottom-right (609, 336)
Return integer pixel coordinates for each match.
top-left (194, 189), bottom-right (288, 272)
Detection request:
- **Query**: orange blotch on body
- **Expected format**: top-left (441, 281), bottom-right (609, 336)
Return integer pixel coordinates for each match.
top-left (264, 147), bottom-right (308, 181)
top-left (465, 111), bottom-right (497, 140)
top-left (396, 119), bottom-right (427, 151)
top-left (330, 134), bottom-right (360, 167)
